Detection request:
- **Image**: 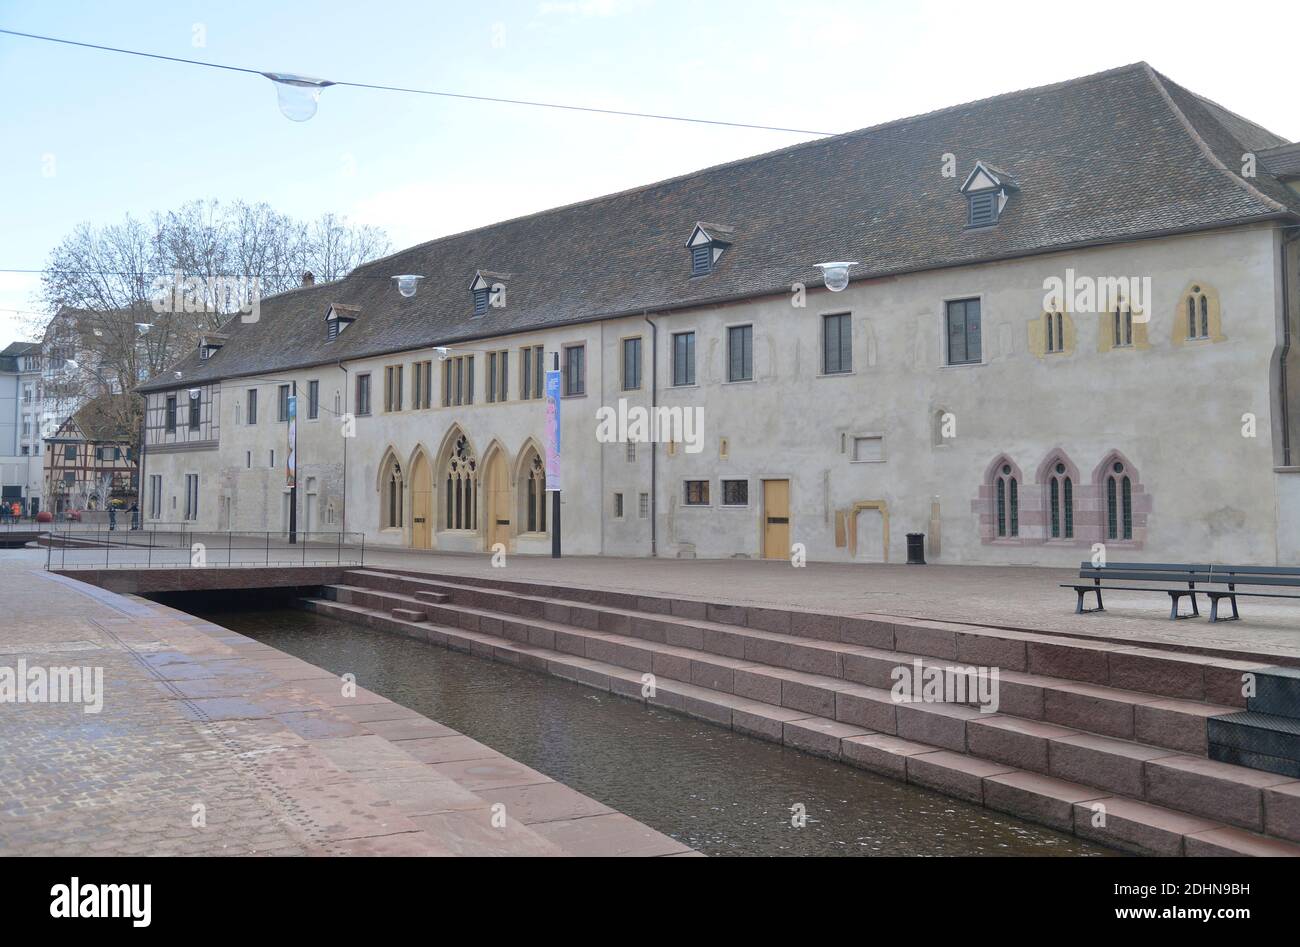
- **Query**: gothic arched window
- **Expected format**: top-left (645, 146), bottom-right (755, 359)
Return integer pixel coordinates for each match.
top-left (444, 435), bottom-right (478, 530)
top-left (524, 453), bottom-right (547, 533)
top-left (994, 462), bottom-right (1018, 538)
top-left (1106, 460), bottom-right (1133, 540)
top-left (1047, 460), bottom-right (1073, 539)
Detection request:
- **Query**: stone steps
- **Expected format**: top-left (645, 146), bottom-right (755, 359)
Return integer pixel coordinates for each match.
top-left (1209, 667), bottom-right (1300, 778)
top-left (327, 580), bottom-right (1237, 757)
top-left (343, 569), bottom-right (1264, 706)
top-left (297, 593), bottom-right (1300, 856)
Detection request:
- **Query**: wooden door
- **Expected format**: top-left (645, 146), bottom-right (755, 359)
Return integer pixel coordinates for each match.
top-left (485, 452), bottom-right (511, 550)
top-left (762, 479), bottom-right (790, 560)
top-left (411, 453), bottom-right (432, 549)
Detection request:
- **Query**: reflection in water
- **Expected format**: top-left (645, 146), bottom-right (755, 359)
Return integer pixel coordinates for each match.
top-left (200, 605), bottom-right (1115, 857)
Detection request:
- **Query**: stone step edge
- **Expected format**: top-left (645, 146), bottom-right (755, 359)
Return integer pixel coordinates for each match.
top-left (298, 595), bottom-right (1300, 856)
top-left (348, 567), bottom-right (1298, 673)
top-left (342, 570), bottom-right (1261, 704)
top-left (326, 582), bottom-right (1239, 752)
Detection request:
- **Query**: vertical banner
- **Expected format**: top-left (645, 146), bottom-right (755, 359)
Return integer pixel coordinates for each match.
top-left (544, 369), bottom-right (561, 491)
top-left (286, 394), bottom-right (297, 488)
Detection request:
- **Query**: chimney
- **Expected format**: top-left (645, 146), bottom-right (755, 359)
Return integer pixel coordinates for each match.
top-left (301, 271), bottom-right (316, 287)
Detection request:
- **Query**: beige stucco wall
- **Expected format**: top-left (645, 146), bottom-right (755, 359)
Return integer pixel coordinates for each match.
top-left (142, 223), bottom-right (1293, 566)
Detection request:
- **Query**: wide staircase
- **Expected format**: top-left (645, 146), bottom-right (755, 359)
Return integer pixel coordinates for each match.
top-left (300, 568), bottom-right (1300, 857)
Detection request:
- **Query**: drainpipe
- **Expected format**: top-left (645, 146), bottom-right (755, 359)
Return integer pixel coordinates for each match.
top-left (643, 313), bottom-right (658, 557)
top-left (338, 361), bottom-right (348, 534)
top-left (1281, 227), bottom-right (1300, 468)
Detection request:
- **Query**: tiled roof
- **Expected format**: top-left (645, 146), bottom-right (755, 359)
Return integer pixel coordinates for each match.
top-left (140, 62), bottom-right (1297, 393)
top-left (1261, 143), bottom-right (1300, 179)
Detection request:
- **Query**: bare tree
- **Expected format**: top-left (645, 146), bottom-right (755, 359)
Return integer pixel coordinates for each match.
top-left (31, 200), bottom-right (391, 452)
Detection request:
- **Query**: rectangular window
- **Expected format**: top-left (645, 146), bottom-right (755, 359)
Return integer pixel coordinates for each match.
top-left (727, 325), bottom-right (753, 382)
top-left (613, 493), bottom-right (624, 518)
top-left (64, 445), bottom-right (76, 461)
top-left (721, 479), bottom-right (748, 506)
top-left (684, 480), bottom-right (710, 506)
top-left (165, 396), bottom-right (177, 432)
top-left (535, 347), bottom-right (545, 399)
top-left (278, 384), bottom-right (290, 422)
top-left (184, 474), bottom-right (199, 522)
top-left (188, 392), bottom-right (201, 430)
top-left (487, 353), bottom-right (497, 404)
top-left (247, 388), bottom-right (258, 424)
top-left (383, 365), bottom-right (403, 412)
top-left (496, 350), bottom-right (508, 402)
top-left (564, 344), bottom-right (585, 396)
top-left (946, 298), bottom-right (982, 365)
top-left (638, 492), bottom-right (650, 519)
top-left (443, 356), bottom-right (474, 406)
top-left (851, 435), bottom-right (884, 463)
top-left (622, 337), bottom-right (642, 391)
top-left (355, 374), bottom-right (371, 415)
top-left (308, 380), bottom-right (319, 419)
top-left (626, 441), bottom-right (636, 463)
top-left (520, 347), bottom-right (533, 400)
top-left (148, 474), bottom-right (162, 519)
top-left (672, 332), bottom-right (696, 386)
top-left (418, 359), bottom-right (434, 405)
top-left (822, 313), bottom-right (852, 374)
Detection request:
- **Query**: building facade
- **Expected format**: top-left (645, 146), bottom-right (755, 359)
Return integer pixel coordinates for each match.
top-left (0, 342), bottom-right (46, 513)
top-left (138, 64), bottom-right (1300, 566)
top-left (44, 400), bottom-right (137, 514)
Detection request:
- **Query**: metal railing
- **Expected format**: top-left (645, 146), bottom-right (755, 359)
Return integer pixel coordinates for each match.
top-left (45, 527), bottom-right (365, 570)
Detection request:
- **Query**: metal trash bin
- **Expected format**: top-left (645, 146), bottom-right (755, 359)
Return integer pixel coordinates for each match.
top-left (906, 533), bottom-right (926, 565)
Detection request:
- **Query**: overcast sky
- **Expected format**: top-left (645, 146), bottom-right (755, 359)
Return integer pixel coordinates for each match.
top-left (2, 0), bottom-right (1297, 347)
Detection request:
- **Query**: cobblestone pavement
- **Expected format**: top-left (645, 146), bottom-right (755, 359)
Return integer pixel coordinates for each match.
top-left (0, 564), bottom-right (692, 857)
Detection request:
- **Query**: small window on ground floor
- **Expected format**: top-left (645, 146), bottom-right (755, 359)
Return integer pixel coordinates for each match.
top-left (721, 479), bottom-right (748, 506)
top-left (684, 480), bottom-right (709, 506)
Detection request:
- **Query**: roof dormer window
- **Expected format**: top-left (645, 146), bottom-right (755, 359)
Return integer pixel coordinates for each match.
top-left (325, 303), bottom-right (360, 341)
top-left (959, 161), bottom-right (1018, 229)
top-left (198, 334), bottom-right (227, 360)
top-left (686, 222), bottom-right (733, 277)
top-left (470, 271), bottom-right (507, 316)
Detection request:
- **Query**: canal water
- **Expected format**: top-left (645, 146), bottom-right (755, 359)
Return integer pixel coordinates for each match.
top-left (197, 603), bottom-right (1115, 857)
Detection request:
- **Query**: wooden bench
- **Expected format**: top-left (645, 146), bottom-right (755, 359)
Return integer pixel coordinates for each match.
top-left (1064, 562), bottom-right (1300, 622)
top-left (1063, 562), bottom-right (1209, 620)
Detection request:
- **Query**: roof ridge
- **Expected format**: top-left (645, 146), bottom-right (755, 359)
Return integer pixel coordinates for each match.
top-left (352, 62), bottom-right (1155, 277)
top-left (1140, 64), bottom-right (1290, 216)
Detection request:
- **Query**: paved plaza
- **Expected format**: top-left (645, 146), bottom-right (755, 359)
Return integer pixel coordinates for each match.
top-left (0, 553), bottom-right (691, 857)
